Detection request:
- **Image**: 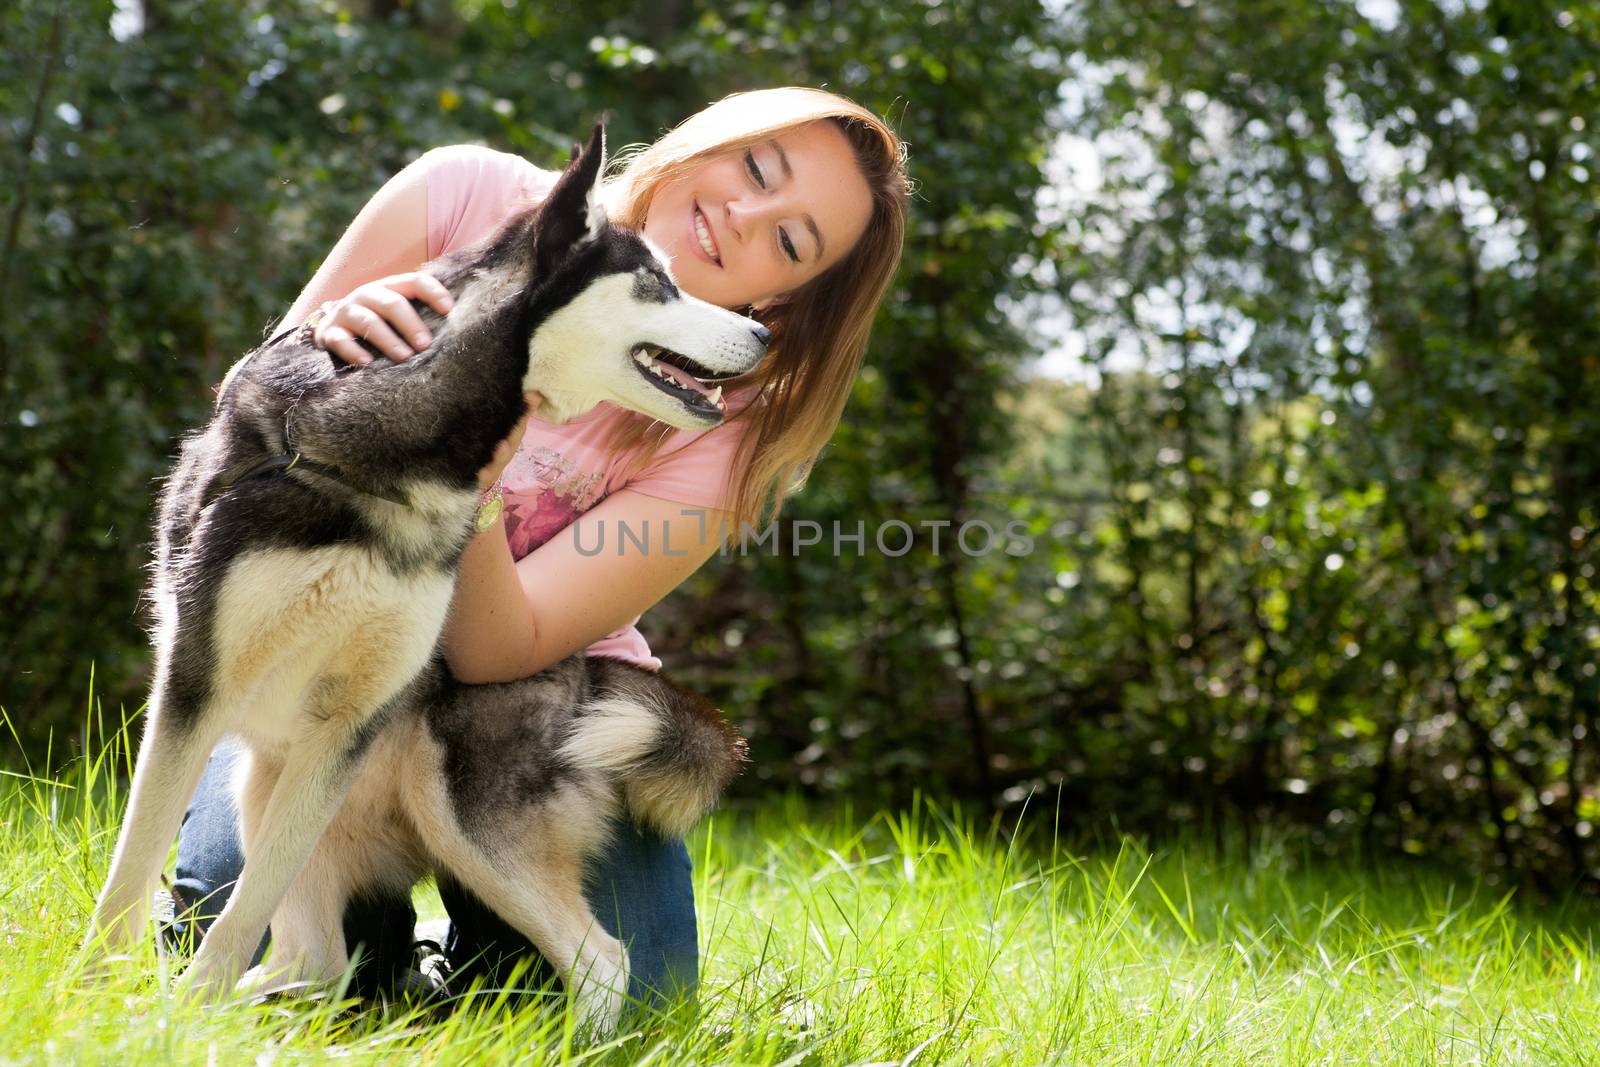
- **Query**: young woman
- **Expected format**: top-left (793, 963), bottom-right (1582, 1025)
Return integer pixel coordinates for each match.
top-left (169, 87), bottom-right (909, 1004)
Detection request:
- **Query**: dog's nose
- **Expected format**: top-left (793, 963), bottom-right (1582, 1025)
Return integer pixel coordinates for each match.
top-left (751, 324), bottom-right (772, 347)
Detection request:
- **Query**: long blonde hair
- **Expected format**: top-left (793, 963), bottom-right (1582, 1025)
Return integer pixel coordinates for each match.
top-left (604, 88), bottom-right (910, 529)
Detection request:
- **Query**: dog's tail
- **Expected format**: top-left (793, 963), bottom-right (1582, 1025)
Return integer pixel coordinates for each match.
top-left (559, 672), bottom-right (747, 837)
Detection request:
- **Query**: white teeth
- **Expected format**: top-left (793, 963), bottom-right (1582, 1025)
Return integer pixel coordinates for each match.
top-left (634, 351), bottom-right (652, 367)
top-left (635, 348), bottom-right (724, 408)
top-left (694, 209), bottom-right (718, 263)
top-left (635, 350), bottom-right (670, 380)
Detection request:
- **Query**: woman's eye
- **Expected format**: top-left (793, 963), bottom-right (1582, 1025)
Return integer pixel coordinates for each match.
top-left (744, 149), bottom-right (766, 190)
top-left (779, 228), bottom-right (800, 264)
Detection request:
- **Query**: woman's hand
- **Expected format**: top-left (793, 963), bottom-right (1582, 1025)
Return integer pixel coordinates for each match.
top-left (312, 271), bottom-right (456, 366)
top-left (477, 392), bottom-right (544, 490)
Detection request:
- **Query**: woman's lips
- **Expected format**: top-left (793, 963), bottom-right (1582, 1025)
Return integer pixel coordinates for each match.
top-left (691, 201), bottom-right (722, 267)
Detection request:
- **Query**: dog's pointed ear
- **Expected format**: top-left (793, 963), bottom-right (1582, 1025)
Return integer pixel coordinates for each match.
top-left (535, 123), bottom-right (608, 276)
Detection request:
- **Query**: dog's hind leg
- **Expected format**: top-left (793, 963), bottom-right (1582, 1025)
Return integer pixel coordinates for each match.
top-left (430, 824), bottom-right (629, 1032)
top-left (177, 728), bottom-right (368, 998)
top-left (240, 853), bottom-right (353, 995)
top-left (228, 749), bottom-right (352, 995)
top-left (87, 668), bottom-right (221, 953)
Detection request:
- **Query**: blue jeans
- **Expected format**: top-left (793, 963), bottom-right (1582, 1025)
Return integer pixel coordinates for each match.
top-left (170, 739), bottom-right (699, 1005)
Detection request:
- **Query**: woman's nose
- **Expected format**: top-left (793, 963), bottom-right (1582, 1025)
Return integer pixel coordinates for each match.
top-left (725, 199), bottom-right (750, 240)
top-left (726, 197), bottom-right (775, 241)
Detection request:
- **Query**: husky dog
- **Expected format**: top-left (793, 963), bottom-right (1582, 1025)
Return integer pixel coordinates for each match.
top-left (253, 654), bottom-right (745, 1027)
top-left (87, 125), bottom-right (763, 1015)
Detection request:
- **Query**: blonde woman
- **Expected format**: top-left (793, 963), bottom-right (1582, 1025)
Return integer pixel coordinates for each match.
top-left (168, 87), bottom-right (909, 1005)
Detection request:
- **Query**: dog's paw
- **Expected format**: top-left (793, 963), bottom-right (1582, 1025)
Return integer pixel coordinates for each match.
top-left (84, 894), bottom-right (152, 958)
top-left (77, 907), bottom-right (154, 981)
top-left (175, 945), bottom-right (244, 1003)
top-left (572, 982), bottom-right (627, 1036)
top-left (236, 962), bottom-right (311, 1004)
top-left (73, 946), bottom-right (131, 985)
top-left (568, 946), bottom-right (629, 1036)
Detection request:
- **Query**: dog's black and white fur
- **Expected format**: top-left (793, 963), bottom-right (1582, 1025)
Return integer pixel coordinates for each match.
top-left (259, 653), bottom-right (744, 1025)
top-left (87, 126), bottom-right (756, 1026)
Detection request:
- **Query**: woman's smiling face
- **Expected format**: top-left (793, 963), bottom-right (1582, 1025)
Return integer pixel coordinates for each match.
top-left (640, 120), bottom-right (874, 311)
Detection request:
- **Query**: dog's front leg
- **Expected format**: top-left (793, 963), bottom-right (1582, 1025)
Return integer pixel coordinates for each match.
top-left (177, 730), bottom-right (366, 999)
top-left (86, 662), bottom-right (223, 955)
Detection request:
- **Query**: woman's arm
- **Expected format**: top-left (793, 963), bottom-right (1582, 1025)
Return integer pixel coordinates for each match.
top-left (280, 163), bottom-right (430, 329)
top-left (443, 490), bottom-right (729, 682)
top-left (273, 152), bottom-right (725, 679)
top-left (277, 158), bottom-right (454, 365)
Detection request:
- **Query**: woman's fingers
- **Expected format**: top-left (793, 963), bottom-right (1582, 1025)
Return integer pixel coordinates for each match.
top-left (322, 303), bottom-right (411, 365)
top-left (395, 272), bottom-right (456, 317)
top-left (369, 272), bottom-right (455, 348)
top-left (314, 272), bottom-right (455, 366)
top-left (364, 285), bottom-right (435, 355)
top-left (318, 323), bottom-right (371, 366)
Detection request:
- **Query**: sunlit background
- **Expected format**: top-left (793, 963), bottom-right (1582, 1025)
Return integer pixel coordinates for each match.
top-left (3, 0), bottom-right (1596, 890)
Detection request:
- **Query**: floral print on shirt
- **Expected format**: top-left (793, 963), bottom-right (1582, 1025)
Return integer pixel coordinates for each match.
top-left (500, 445), bottom-right (607, 560)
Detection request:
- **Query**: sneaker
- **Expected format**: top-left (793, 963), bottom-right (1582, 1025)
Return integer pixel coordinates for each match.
top-left (153, 886), bottom-right (189, 956)
top-left (407, 937), bottom-right (452, 998)
top-left (153, 887), bottom-right (178, 928)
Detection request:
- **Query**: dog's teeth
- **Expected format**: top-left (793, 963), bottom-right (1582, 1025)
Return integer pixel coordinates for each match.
top-left (634, 351), bottom-right (652, 367)
top-left (709, 385), bottom-right (723, 407)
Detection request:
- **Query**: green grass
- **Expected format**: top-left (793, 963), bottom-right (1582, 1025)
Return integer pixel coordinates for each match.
top-left (5, 713), bottom-right (1600, 1064)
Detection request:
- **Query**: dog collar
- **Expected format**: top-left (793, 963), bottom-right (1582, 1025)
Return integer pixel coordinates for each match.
top-left (202, 424), bottom-right (413, 511)
top-left (205, 329), bottom-right (416, 510)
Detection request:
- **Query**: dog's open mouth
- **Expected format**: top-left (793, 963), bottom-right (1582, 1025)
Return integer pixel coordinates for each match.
top-left (631, 345), bottom-right (737, 416)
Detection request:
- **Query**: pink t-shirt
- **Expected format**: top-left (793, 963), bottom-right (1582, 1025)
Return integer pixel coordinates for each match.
top-left (420, 144), bottom-right (749, 670)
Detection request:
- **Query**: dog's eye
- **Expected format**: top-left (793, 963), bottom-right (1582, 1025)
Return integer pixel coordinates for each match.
top-left (744, 149), bottom-right (766, 190)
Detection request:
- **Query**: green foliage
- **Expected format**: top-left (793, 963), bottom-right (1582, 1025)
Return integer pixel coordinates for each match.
top-left (1012, 0), bottom-right (1599, 886)
top-left (0, 0), bottom-right (1062, 780)
top-left (3, 0), bottom-right (1597, 885)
